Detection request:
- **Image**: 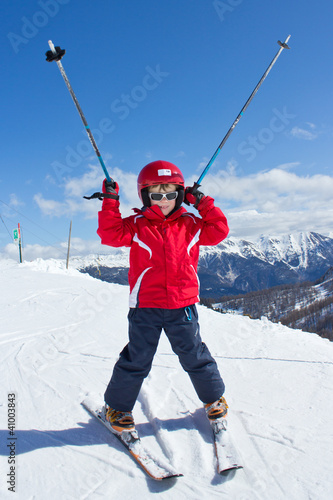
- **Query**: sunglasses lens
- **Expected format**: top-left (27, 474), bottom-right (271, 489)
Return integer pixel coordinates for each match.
top-left (166, 192), bottom-right (178, 200)
top-left (150, 193), bottom-right (163, 201)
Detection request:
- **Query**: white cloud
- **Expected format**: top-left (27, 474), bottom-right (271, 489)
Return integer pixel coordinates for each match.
top-left (0, 238), bottom-right (125, 261)
top-left (199, 166), bottom-right (333, 240)
top-left (227, 207), bottom-right (333, 240)
top-left (9, 193), bottom-right (24, 208)
top-left (306, 122), bottom-right (316, 129)
top-left (33, 193), bottom-right (68, 217)
top-left (273, 162), bottom-right (300, 171)
top-left (201, 167), bottom-right (333, 204)
top-left (0, 242), bottom-right (66, 261)
top-left (64, 164), bottom-right (103, 198)
top-left (34, 164), bottom-right (139, 221)
top-left (290, 126), bottom-right (318, 141)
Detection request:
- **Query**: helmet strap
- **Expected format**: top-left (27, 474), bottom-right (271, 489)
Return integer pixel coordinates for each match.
top-left (141, 188), bottom-right (151, 207)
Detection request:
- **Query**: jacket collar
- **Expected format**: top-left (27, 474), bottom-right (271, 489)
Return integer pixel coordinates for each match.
top-left (133, 205), bottom-right (187, 221)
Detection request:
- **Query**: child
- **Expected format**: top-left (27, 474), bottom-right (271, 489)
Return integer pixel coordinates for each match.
top-left (97, 160), bottom-right (229, 434)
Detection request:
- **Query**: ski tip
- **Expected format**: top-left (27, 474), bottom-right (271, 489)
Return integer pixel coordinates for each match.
top-left (161, 473), bottom-right (184, 481)
top-left (219, 465), bottom-right (243, 475)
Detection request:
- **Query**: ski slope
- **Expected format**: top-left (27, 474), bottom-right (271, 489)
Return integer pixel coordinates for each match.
top-left (0, 258), bottom-right (332, 499)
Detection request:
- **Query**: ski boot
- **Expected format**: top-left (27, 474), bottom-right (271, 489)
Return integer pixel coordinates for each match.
top-left (204, 396), bottom-right (228, 432)
top-left (104, 405), bottom-right (135, 435)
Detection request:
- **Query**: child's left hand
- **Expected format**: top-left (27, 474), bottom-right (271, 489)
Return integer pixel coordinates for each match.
top-left (103, 179), bottom-right (119, 195)
top-left (185, 185), bottom-right (204, 208)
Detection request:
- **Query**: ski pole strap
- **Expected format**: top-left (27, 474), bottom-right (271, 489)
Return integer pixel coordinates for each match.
top-left (83, 192), bottom-right (119, 201)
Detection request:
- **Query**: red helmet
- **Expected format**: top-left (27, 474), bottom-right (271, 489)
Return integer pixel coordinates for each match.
top-left (137, 160), bottom-right (185, 204)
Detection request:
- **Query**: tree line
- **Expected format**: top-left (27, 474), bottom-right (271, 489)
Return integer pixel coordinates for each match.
top-left (201, 277), bottom-right (333, 341)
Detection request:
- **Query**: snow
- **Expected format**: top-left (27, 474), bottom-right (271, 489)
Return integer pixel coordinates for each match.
top-left (1, 258), bottom-right (333, 499)
top-left (71, 249), bottom-right (130, 269)
top-left (256, 231), bottom-right (331, 269)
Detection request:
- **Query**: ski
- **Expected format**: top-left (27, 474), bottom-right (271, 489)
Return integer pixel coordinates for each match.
top-left (210, 419), bottom-right (243, 474)
top-left (81, 398), bottom-right (183, 481)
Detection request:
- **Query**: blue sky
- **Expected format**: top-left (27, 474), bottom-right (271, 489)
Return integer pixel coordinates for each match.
top-left (1, 0), bottom-right (333, 260)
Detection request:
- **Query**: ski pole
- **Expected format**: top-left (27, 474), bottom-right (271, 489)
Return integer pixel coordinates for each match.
top-left (193, 35), bottom-right (291, 191)
top-left (46, 40), bottom-right (113, 183)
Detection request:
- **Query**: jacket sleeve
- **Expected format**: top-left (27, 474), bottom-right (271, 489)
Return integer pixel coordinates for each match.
top-left (97, 197), bottom-right (134, 247)
top-left (196, 196), bottom-right (229, 246)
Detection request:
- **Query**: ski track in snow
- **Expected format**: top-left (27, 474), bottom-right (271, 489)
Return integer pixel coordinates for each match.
top-left (0, 258), bottom-right (333, 499)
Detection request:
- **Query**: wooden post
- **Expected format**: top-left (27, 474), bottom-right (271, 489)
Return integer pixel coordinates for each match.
top-left (66, 220), bottom-right (72, 269)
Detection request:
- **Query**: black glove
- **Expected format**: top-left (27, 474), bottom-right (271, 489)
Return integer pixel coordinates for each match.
top-left (184, 184), bottom-right (205, 208)
top-left (103, 179), bottom-right (119, 196)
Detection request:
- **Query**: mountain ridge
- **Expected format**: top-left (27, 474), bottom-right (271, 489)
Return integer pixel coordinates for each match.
top-left (198, 231), bottom-right (333, 296)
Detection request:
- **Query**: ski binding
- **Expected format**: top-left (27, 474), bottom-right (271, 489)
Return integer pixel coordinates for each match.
top-left (81, 398), bottom-right (183, 481)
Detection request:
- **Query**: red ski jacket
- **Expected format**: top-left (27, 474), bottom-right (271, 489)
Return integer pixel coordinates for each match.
top-left (97, 197), bottom-right (229, 308)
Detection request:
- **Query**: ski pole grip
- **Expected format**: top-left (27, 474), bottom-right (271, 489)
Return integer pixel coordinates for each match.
top-left (46, 40), bottom-right (65, 62)
top-left (191, 182), bottom-right (201, 195)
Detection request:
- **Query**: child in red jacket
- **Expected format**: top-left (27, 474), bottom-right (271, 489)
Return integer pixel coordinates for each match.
top-left (97, 160), bottom-right (229, 434)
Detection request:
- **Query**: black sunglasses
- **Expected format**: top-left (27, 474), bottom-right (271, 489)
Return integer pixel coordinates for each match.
top-left (148, 191), bottom-right (178, 201)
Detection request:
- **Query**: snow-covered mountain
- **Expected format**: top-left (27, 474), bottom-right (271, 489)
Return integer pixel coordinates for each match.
top-left (198, 231), bottom-right (333, 296)
top-left (0, 258), bottom-right (333, 499)
top-left (256, 232), bottom-right (330, 267)
top-left (76, 232), bottom-right (333, 298)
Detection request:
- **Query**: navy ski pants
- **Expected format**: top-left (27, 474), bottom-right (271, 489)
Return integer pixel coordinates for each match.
top-left (104, 305), bottom-right (225, 411)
